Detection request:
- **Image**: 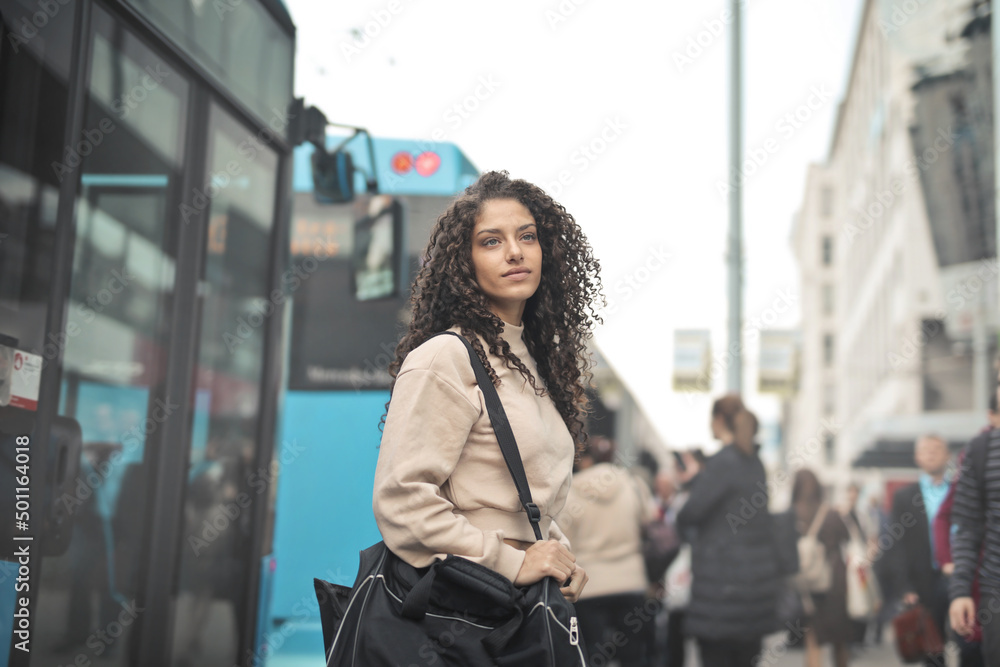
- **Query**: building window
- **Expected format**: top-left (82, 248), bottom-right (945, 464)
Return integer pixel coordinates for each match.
top-left (822, 284), bottom-right (834, 316)
top-left (823, 382), bottom-right (835, 415)
top-left (823, 333), bottom-right (834, 367)
top-left (821, 186), bottom-right (833, 217)
top-left (821, 236), bottom-right (833, 266)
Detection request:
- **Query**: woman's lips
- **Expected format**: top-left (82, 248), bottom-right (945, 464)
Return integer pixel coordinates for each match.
top-left (503, 270), bottom-right (531, 281)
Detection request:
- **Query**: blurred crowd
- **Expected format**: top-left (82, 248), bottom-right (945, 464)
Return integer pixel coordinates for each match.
top-left (559, 388), bottom-right (1000, 667)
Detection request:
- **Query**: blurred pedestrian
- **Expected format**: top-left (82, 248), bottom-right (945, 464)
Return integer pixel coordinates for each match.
top-left (841, 483), bottom-right (873, 645)
top-left (371, 171), bottom-right (603, 662)
top-left (891, 434), bottom-right (953, 667)
top-left (949, 378), bottom-right (1000, 665)
top-left (655, 468), bottom-right (687, 667)
top-left (936, 449), bottom-right (983, 667)
top-left (867, 493), bottom-right (893, 645)
top-left (561, 436), bottom-right (657, 666)
top-left (677, 394), bottom-right (780, 667)
top-left (793, 469), bottom-right (851, 667)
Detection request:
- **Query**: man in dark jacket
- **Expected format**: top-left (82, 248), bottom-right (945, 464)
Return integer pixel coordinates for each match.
top-left (950, 382), bottom-right (1000, 665)
top-left (891, 434), bottom-right (952, 666)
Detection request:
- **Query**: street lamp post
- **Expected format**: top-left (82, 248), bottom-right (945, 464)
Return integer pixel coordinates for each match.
top-left (728, 0), bottom-right (744, 394)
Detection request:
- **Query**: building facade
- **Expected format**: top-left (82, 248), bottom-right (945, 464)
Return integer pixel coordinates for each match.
top-left (788, 0), bottom-right (996, 492)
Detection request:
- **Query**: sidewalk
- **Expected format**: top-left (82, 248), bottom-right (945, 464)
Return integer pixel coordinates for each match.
top-left (675, 633), bottom-right (902, 667)
top-left (764, 637), bottom-right (899, 667)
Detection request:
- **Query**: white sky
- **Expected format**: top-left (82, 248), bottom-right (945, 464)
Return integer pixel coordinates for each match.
top-left (285, 0), bottom-right (865, 451)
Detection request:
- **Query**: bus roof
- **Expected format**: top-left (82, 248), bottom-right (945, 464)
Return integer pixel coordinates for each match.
top-left (293, 134), bottom-right (479, 197)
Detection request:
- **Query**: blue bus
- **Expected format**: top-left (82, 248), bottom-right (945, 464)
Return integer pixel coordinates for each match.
top-left (257, 134), bottom-right (479, 665)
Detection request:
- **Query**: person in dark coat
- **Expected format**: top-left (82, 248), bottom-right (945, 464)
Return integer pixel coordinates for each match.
top-left (792, 469), bottom-right (851, 667)
top-left (891, 434), bottom-right (952, 667)
top-left (677, 394), bottom-right (780, 667)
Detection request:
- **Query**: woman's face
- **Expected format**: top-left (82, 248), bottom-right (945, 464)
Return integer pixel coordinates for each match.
top-left (470, 198), bottom-right (542, 325)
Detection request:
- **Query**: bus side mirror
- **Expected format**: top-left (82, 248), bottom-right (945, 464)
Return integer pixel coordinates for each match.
top-left (312, 149), bottom-right (356, 204)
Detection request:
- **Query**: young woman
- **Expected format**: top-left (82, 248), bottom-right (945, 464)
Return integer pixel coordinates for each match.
top-left (792, 469), bottom-right (851, 667)
top-left (372, 170), bottom-right (603, 606)
top-left (677, 394), bottom-right (780, 667)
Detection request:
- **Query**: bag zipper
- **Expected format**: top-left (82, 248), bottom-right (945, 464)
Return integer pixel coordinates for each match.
top-left (569, 616), bottom-right (579, 646)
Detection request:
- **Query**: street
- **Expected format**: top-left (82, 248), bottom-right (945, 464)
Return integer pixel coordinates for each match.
top-left (762, 636), bottom-right (900, 667)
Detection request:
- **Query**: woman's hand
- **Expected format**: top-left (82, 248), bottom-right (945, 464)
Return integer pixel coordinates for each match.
top-left (560, 564), bottom-right (587, 603)
top-left (514, 539), bottom-right (577, 587)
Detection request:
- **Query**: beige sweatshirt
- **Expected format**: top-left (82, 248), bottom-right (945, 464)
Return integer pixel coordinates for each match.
top-left (373, 322), bottom-right (575, 584)
top-left (559, 463), bottom-right (655, 599)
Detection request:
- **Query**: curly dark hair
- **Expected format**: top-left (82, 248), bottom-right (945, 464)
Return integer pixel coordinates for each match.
top-left (384, 170), bottom-right (604, 451)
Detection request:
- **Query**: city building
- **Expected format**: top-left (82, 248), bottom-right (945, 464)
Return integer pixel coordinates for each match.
top-left (787, 0), bottom-right (996, 497)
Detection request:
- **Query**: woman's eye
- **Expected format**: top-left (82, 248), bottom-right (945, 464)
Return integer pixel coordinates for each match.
top-left (483, 238), bottom-right (499, 247)
top-left (522, 233), bottom-right (536, 242)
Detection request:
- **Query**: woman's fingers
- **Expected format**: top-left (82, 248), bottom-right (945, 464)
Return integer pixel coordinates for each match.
top-left (560, 566), bottom-right (588, 602)
top-left (516, 540), bottom-right (576, 585)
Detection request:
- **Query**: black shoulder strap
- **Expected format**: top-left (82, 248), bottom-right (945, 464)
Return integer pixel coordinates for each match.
top-left (430, 331), bottom-right (544, 541)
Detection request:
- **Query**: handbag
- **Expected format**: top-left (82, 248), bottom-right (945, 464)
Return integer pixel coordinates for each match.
top-left (663, 543), bottom-right (691, 611)
top-left (630, 478), bottom-right (680, 583)
top-left (844, 520), bottom-right (880, 620)
top-left (314, 331), bottom-right (587, 666)
top-left (641, 518), bottom-right (680, 583)
top-left (794, 503), bottom-right (833, 593)
top-left (892, 603), bottom-right (944, 663)
top-left (770, 509), bottom-right (800, 578)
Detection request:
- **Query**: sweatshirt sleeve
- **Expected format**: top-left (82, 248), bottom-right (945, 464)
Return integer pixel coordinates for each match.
top-left (373, 365), bottom-right (527, 583)
top-left (548, 518), bottom-right (572, 551)
top-left (951, 445), bottom-right (986, 600)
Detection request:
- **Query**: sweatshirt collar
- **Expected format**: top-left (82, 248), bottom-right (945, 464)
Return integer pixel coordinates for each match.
top-left (499, 320), bottom-right (528, 357)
